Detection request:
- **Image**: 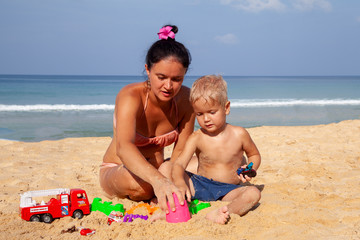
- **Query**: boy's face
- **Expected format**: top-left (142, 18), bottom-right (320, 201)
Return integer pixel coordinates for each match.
top-left (192, 97), bottom-right (230, 135)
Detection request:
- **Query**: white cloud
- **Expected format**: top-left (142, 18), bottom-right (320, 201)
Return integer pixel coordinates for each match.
top-left (219, 0), bottom-right (333, 12)
top-left (293, 0), bottom-right (332, 12)
top-left (214, 33), bottom-right (239, 44)
top-left (220, 0), bottom-right (286, 12)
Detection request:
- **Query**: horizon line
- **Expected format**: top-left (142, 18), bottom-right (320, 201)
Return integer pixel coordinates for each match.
top-left (1, 74), bottom-right (360, 78)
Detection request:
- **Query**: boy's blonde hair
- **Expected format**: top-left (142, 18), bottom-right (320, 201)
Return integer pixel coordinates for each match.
top-left (190, 75), bottom-right (228, 107)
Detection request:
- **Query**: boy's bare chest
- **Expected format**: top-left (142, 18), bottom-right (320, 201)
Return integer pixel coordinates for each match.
top-left (197, 140), bottom-right (243, 164)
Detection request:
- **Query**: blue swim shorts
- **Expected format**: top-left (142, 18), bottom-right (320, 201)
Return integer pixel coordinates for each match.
top-left (186, 171), bottom-right (242, 201)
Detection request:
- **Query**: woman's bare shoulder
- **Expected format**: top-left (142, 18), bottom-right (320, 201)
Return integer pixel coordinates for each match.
top-left (175, 86), bottom-right (191, 107)
top-left (118, 82), bottom-right (145, 94)
top-left (116, 82), bottom-right (145, 102)
top-left (174, 86), bottom-right (194, 124)
top-left (177, 85), bottom-right (191, 97)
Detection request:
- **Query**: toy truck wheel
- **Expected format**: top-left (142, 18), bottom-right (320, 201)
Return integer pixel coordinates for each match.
top-left (73, 210), bottom-right (84, 219)
top-left (30, 215), bottom-right (41, 222)
top-left (41, 213), bottom-right (53, 223)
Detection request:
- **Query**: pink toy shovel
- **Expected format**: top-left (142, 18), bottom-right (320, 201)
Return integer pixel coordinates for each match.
top-left (166, 193), bottom-right (191, 223)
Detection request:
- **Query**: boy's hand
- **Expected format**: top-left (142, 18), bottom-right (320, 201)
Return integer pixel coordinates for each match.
top-left (174, 181), bottom-right (192, 203)
top-left (237, 162), bottom-right (257, 177)
top-left (239, 172), bottom-right (252, 183)
top-left (237, 163), bottom-right (256, 183)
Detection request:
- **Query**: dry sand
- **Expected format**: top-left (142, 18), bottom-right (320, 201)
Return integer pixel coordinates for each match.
top-left (0, 120), bottom-right (359, 240)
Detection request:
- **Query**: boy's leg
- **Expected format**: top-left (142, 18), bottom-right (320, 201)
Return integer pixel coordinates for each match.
top-left (183, 172), bottom-right (230, 224)
top-left (222, 186), bottom-right (261, 216)
top-left (205, 205), bottom-right (230, 224)
top-left (205, 186), bottom-right (260, 224)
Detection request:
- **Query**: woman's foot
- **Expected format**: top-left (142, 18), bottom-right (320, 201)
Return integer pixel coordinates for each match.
top-left (149, 197), bottom-right (158, 206)
top-left (205, 206), bottom-right (230, 224)
top-left (149, 211), bottom-right (166, 222)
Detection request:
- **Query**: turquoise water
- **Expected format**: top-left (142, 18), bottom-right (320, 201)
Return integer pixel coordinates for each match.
top-left (1, 75), bottom-right (360, 141)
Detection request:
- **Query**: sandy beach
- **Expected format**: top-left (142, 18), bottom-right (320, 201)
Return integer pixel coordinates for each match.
top-left (0, 120), bottom-right (359, 240)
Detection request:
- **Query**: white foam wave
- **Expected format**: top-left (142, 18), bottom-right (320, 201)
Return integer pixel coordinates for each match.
top-left (0, 104), bottom-right (115, 112)
top-left (1, 99), bottom-right (360, 112)
top-left (230, 99), bottom-right (360, 108)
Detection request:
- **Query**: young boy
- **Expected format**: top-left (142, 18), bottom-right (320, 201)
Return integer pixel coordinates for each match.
top-left (172, 75), bottom-right (261, 224)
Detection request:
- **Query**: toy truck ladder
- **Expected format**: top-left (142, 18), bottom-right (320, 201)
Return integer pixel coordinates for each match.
top-left (20, 188), bottom-right (70, 208)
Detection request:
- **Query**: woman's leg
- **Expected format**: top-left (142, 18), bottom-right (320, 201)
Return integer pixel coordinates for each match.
top-left (99, 165), bottom-right (155, 201)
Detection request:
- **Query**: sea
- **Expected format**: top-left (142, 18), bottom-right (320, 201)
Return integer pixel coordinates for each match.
top-left (1, 74), bottom-right (360, 142)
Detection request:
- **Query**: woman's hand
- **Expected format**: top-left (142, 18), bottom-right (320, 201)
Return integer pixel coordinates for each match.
top-left (152, 177), bottom-right (181, 214)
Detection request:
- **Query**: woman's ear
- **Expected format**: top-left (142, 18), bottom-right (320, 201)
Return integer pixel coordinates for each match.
top-left (145, 64), bottom-right (150, 77)
top-left (225, 101), bottom-right (231, 115)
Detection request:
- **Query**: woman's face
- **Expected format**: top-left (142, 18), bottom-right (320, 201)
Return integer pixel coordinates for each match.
top-left (145, 57), bottom-right (186, 102)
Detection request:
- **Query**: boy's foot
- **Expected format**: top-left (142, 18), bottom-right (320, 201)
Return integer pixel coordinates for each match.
top-left (205, 206), bottom-right (230, 224)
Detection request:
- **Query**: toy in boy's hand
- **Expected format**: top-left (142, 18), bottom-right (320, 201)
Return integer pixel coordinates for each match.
top-left (237, 162), bottom-right (257, 178)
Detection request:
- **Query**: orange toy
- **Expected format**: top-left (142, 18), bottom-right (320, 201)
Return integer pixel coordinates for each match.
top-left (125, 203), bottom-right (159, 215)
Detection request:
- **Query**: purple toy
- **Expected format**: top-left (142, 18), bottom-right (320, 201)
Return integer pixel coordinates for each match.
top-left (123, 213), bottom-right (148, 222)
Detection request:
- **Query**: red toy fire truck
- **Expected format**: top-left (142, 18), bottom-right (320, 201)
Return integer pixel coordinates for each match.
top-left (20, 188), bottom-right (90, 223)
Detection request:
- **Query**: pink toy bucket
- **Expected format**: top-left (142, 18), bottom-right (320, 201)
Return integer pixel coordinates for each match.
top-left (166, 193), bottom-right (191, 223)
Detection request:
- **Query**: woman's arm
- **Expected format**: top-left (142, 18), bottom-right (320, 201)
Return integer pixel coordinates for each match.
top-left (114, 85), bottom-right (178, 212)
top-left (170, 86), bottom-right (196, 162)
top-left (171, 132), bottom-right (198, 202)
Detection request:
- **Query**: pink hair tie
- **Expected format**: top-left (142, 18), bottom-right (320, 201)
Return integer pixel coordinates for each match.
top-left (157, 26), bottom-right (175, 40)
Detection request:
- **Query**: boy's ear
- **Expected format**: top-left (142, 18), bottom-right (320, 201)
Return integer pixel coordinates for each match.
top-left (225, 101), bottom-right (230, 115)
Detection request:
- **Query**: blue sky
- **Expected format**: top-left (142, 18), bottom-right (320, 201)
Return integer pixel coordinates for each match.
top-left (0, 0), bottom-right (359, 76)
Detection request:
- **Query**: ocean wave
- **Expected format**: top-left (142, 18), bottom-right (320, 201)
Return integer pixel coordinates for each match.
top-left (230, 99), bottom-right (360, 108)
top-left (1, 99), bottom-right (360, 112)
top-left (0, 104), bottom-right (115, 112)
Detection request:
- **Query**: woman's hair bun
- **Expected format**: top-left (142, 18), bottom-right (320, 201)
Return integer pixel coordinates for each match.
top-left (169, 25), bottom-right (178, 34)
top-left (162, 24), bottom-right (178, 34)
top-left (146, 24), bottom-right (191, 71)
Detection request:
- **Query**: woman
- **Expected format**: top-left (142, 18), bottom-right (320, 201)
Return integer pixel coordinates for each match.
top-left (100, 25), bottom-right (195, 212)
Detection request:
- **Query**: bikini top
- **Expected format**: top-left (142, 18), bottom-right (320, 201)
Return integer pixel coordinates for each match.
top-left (113, 92), bottom-right (179, 147)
